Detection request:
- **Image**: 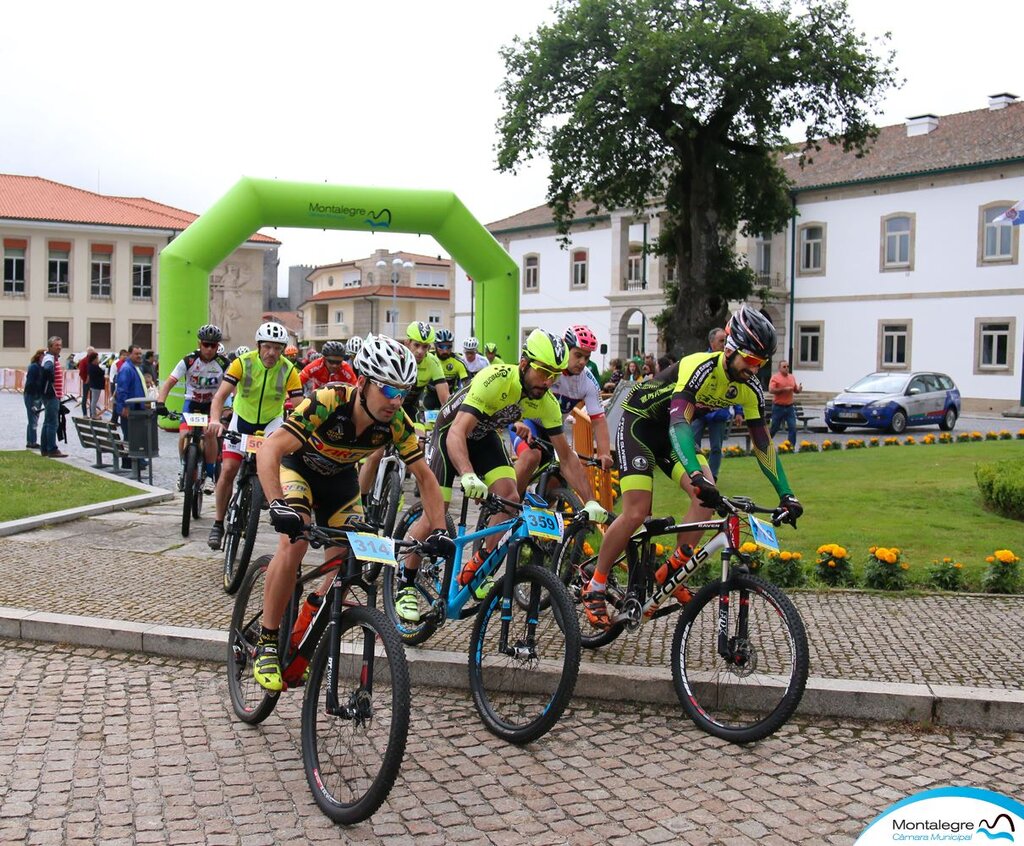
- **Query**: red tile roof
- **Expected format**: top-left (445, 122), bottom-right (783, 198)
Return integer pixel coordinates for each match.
top-left (487, 201), bottom-right (609, 234)
top-left (0, 174), bottom-right (280, 244)
top-left (302, 285), bottom-right (450, 306)
top-left (309, 251), bottom-right (452, 275)
top-left (784, 101), bottom-right (1024, 190)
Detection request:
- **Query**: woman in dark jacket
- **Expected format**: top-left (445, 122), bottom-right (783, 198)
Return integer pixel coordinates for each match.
top-left (87, 352), bottom-right (106, 418)
top-left (23, 349), bottom-right (45, 449)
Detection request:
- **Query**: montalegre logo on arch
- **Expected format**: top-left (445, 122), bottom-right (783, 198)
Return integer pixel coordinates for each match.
top-left (856, 786), bottom-right (1022, 844)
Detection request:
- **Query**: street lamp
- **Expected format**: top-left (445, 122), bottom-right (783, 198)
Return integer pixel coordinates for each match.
top-left (376, 256), bottom-right (414, 338)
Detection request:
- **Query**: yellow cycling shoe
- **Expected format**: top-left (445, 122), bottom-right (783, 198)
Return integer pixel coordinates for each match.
top-left (253, 640), bottom-right (283, 692)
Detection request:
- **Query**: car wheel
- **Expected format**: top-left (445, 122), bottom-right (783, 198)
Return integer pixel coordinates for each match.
top-left (939, 407), bottom-right (957, 431)
top-left (889, 409), bottom-right (908, 434)
top-left (826, 423), bottom-right (847, 434)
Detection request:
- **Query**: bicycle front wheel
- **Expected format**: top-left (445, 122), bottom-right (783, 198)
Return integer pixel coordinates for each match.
top-left (222, 482), bottom-right (251, 594)
top-left (238, 477), bottom-right (265, 578)
top-left (180, 444), bottom-right (200, 537)
top-left (468, 555), bottom-right (581, 745)
top-left (670, 572), bottom-right (809, 744)
top-left (302, 605), bottom-right (410, 825)
top-left (226, 555), bottom-right (279, 724)
top-left (365, 468), bottom-right (403, 582)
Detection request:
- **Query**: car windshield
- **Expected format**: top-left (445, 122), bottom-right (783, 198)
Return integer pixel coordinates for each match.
top-left (846, 374), bottom-right (908, 394)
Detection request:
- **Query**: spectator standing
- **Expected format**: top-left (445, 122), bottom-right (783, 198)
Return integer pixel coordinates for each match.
top-left (77, 346), bottom-right (94, 416)
top-left (86, 352), bottom-right (106, 418)
top-left (24, 349), bottom-right (45, 449)
top-left (769, 360), bottom-right (803, 446)
top-left (602, 358), bottom-right (623, 392)
top-left (114, 345), bottom-right (148, 469)
top-left (141, 350), bottom-right (157, 389)
top-left (106, 349), bottom-right (128, 411)
top-left (40, 336), bottom-right (67, 457)
top-left (624, 360), bottom-right (642, 382)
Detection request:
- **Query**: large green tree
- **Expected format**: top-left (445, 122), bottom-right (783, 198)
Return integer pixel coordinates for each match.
top-left (496, 0), bottom-right (897, 353)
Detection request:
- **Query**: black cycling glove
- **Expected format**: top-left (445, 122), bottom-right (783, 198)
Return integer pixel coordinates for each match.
top-left (778, 494), bottom-right (803, 524)
top-left (269, 499), bottom-right (303, 537)
top-left (689, 472), bottom-right (722, 508)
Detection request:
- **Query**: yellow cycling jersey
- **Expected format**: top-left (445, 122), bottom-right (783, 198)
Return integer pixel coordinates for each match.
top-left (224, 350), bottom-right (303, 425)
top-left (281, 384), bottom-right (422, 477)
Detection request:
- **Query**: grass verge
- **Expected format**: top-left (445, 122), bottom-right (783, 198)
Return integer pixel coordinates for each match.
top-left (0, 451), bottom-right (141, 522)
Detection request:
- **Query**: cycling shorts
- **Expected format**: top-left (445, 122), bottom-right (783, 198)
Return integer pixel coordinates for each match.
top-left (179, 400), bottom-right (212, 434)
top-left (222, 413), bottom-right (283, 461)
top-left (428, 427), bottom-right (515, 503)
top-left (616, 410), bottom-right (706, 493)
top-left (279, 461), bottom-right (361, 529)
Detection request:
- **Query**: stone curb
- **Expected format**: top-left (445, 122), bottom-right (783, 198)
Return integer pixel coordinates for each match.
top-left (2, 607), bottom-right (1021, 733)
top-left (0, 455), bottom-right (173, 537)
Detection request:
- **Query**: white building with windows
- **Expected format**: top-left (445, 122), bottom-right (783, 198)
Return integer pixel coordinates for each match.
top-left (453, 95), bottom-right (1023, 410)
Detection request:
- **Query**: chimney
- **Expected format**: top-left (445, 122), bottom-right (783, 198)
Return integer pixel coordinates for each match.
top-left (905, 114), bottom-right (939, 137)
top-left (988, 92), bottom-right (1019, 110)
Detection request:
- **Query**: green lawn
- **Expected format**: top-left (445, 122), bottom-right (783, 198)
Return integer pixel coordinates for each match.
top-left (0, 451), bottom-right (140, 522)
top-left (647, 440), bottom-right (1024, 589)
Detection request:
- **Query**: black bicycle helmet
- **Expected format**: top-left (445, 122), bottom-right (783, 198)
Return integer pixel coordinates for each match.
top-left (197, 324), bottom-right (223, 343)
top-left (435, 328), bottom-right (454, 344)
top-left (725, 306), bottom-right (777, 358)
top-left (321, 340), bottom-right (345, 358)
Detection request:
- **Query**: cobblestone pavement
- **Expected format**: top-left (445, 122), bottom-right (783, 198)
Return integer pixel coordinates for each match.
top-left (1, 499), bottom-right (1022, 691)
top-left (1, 638), bottom-right (1022, 846)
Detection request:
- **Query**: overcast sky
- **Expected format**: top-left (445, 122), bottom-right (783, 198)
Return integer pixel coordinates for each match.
top-left (2, 1), bottom-right (1021, 294)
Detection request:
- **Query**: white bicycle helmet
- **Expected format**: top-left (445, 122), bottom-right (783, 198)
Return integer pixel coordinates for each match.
top-left (217, 343), bottom-right (226, 356)
top-left (463, 336), bottom-right (479, 351)
top-left (354, 333), bottom-right (416, 387)
top-left (346, 336), bottom-right (363, 357)
top-left (234, 345), bottom-right (250, 357)
top-left (255, 321), bottom-right (288, 345)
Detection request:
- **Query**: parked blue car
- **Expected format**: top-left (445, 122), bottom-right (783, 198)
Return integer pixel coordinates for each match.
top-left (824, 371), bottom-right (961, 434)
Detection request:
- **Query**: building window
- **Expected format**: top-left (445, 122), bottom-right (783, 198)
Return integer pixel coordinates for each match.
top-left (521, 326), bottom-right (536, 348)
top-left (975, 318), bottom-right (1015, 374)
top-left (427, 311), bottom-right (441, 324)
top-left (979, 203), bottom-right (1018, 265)
top-left (878, 321), bottom-right (911, 370)
top-left (91, 245), bottom-right (113, 298)
top-left (385, 308), bottom-right (400, 325)
top-left (334, 309), bottom-right (344, 324)
top-left (881, 213), bottom-right (914, 271)
top-left (414, 270), bottom-right (447, 288)
top-left (2, 319), bottom-right (26, 348)
top-left (523, 255), bottom-right (539, 292)
top-left (48, 242), bottom-right (71, 296)
top-left (47, 321), bottom-right (70, 347)
top-left (3, 240), bottom-right (27, 295)
top-left (131, 323), bottom-right (153, 349)
top-left (90, 321), bottom-right (112, 350)
top-left (795, 322), bottom-right (823, 370)
top-left (132, 249), bottom-right (154, 299)
top-left (625, 248), bottom-right (645, 291)
top-left (797, 223), bottom-right (826, 275)
top-left (755, 238), bottom-right (772, 285)
top-left (327, 275), bottom-right (334, 287)
top-left (342, 271), bottom-right (361, 288)
top-left (571, 249), bottom-right (588, 289)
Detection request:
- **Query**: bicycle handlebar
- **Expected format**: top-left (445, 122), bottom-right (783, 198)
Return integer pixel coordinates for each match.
top-left (716, 494), bottom-right (797, 528)
top-left (294, 517), bottom-right (382, 549)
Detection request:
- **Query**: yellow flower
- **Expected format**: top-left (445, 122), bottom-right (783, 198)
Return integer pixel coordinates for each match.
top-left (582, 542), bottom-right (595, 556)
top-left (817, 544), bottom-right (829, 555)
top-left (793, 552), bottom-right (802, 560)
top-left (654, 543), bottom-right (666, 556)
top-left (835, 547), bottom-right (847, 559)
top-left (943, 557), bottom-right (951, 563)
top-left (986, 556), bottom-right (995, 563)
top-left (995, 549), bottom-right (1017, 564)
top-left (885, 552), bottom-right (898, 564)
top-left (954, 562), bottom-right (963, 569)
top-left (827, 561), bottom-right (836, 568)
top-left (780, 551), bottom-right (792, 561)
top-left (869, 545), bottom-right (878, 554)
top-left (900, 563), bottom-right (910, 570)
top-left (740, 542), bottom-right (758, 554)
top-left (892, 548), bottom-right (900, 555)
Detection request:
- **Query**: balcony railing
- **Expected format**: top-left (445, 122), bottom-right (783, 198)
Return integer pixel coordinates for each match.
top-left (622, 277), bottom-right (648, 291)
top-left (309, 323), bottom-right (350, 338)
top-left (756, 272), bottom-right (786, 290)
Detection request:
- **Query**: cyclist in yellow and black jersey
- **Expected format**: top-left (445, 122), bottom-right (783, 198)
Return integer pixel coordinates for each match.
top-left (424, 328), bottom-right (469, 410)
top-left (393, 329), bottom-right (609, 624)
top-left (250, 334), bottom-right (447, 692)
top-left (581, 306), bottom-right (803, 629)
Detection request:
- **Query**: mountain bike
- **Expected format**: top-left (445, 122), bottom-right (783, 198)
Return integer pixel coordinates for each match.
top-left (226, 520), bottom-right (410, 825)
top-left (161, 410), bottom-right (213, 538)
top-left (222, 430), bottom-right (265, 595)
top-left (554, 494), bottom-right (809, 744)
top-left (381, 492), bottom-right (582, 745)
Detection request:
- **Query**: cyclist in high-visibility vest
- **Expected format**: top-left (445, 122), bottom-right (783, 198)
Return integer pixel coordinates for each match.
top-left (206, 321), bottom-right (304, 551)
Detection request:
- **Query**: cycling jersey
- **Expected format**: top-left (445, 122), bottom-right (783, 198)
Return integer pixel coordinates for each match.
top-left (551, 368), bottom-right (605, 418)
top-left (425, 354), bottom-right (469, 410)
top-left (281, 383), bottom-right (422, 478)
top-left (223, 350), bottom-right (303, 425)
top-left (463, 354), bottom-right (488, 375)
top-left (402, 353), bottom-right (446, 416)
top-left (299, 358), bottom-right (356, 393)
top-left (169, 351), bottom-right (229, 403)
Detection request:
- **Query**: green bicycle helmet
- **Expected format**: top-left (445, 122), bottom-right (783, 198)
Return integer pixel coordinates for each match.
top-left (406, 321), bottom-right (435, 344)
top-left (521, 328), bottom-right (568, 371)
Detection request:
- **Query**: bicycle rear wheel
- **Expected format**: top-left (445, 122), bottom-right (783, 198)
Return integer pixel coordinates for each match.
top-left (180, 444), bottom-right (200, 537)
top-left (670, 572), bottom-right (809, 744)
top-left (302, 605), bottom-right (410, 825)
top-left (553, 519), bottom-right (626, 649)
top-left (222, 481), bottom-right (251, 594)
top-left (226, 555), bottom-right (279, 724)
top-left (468, 552), bottom-right (581, 745)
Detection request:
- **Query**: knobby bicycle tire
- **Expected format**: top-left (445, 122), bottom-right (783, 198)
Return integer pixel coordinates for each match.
top-left (365, 467), bottom-right (403, 582)
top-left (468, 552), bottom-right (581, 745)
top-left (381, 503), bottom-right (455, 646)
top-left (222, 479), bottom-right (251, 594)
top-left (553, 518), bottom-right (626, 649)
top-left (301, 605), bottom-right (410, 825)
top-left (238, 477), bottom-right (265, 581)
top-left (670, 572), bottom-right (809, 744)
top-left (180, 443), bottom-right (201, 537)
top-left (226, 555), bottom-right (279, 725)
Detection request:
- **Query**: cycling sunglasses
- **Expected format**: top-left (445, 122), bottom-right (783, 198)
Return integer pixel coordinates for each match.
top-left (324, 357), bottom-right (344, 365)
top-left (200, 341), bottom-right (218, 349)
top-left (734, 349), bottom-right (768, 368)
top-left (528, 360), bottom-right (563, 379)
top-left (373, 380), bottom-right (410, 400)
top-left (435, 343), bottom-right (453, 351)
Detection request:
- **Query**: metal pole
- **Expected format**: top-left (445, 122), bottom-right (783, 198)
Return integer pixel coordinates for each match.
top-left (392, 275), bottom-right (397, 338)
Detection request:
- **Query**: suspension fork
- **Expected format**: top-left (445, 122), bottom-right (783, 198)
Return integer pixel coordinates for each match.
top-left (716, 515), bottom-right (746, 660)
top-left (498, 536), bottom-right (537, 658)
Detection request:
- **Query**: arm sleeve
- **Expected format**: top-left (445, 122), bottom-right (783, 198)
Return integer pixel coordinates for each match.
top-left (222, 357), bottom-right (243, 386)
top-left (668, 391), bottom-right (703, 476)
top-left (748, 419), bottom-right (792, 497)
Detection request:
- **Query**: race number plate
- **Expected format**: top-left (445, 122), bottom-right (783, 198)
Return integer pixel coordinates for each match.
top-left (183, 412), bottom-right (208, 427)
top-left (346, 532), bottom-right (397, 566)
top-left (522, 506), bottom-right (563, 541)
top-left (423, 409), bottom-right (439, 425)
top-left (748, 514), bottom-right (779, 552)
top-left (243, 434), bottom-right (265, 454)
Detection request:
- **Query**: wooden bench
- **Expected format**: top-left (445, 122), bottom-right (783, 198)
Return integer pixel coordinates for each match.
top-left (72, 415), bottom-right (130, 472)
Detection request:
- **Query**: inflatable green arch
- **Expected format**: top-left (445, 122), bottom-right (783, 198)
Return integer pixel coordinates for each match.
top-left (159, 176), bottom-right (518, 403)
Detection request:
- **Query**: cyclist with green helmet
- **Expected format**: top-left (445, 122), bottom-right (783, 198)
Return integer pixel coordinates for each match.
top-left (394, 329), bottom-right (609, 623)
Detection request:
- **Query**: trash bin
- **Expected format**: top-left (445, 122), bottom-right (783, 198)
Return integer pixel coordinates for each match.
top-left (126, 399), bottom-right (159, 459)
